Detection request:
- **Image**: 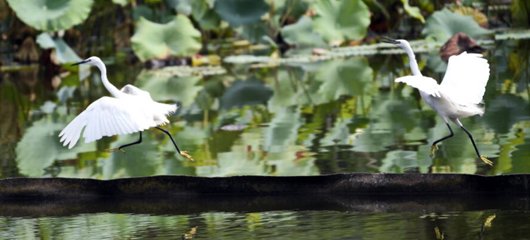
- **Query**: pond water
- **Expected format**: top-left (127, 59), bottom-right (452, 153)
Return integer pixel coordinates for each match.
top-left (1, 39), bottom-right (530, 239)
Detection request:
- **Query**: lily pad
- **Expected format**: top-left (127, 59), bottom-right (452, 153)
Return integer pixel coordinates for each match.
top-left (281, 16), bottom-right (326, 47)
top-left (213, 0), bottom-right (269, 27)
top-left (36, 33), bottom-right (82, 63)
top-left (6, 0), bottom-right (92, 31)
top-left (131, 15), bottom-right (201, 61)
top-left (312, 0), bottom-right (371, 45)
top-left (422, 8), bottom-right (492, 43)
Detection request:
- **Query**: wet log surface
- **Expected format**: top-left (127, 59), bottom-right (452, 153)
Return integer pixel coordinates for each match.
top-left (1, 173), bottom-right (529, 217)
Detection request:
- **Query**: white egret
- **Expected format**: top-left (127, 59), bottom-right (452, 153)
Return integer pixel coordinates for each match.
top-left (59, 56), bottom-right (193, 160)
top-left (381, 37), bottom-right (492, 166)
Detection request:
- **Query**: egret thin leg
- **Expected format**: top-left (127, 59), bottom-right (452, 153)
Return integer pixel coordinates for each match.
top-left (430, 123), bottom-right (454, 157)
top-left (460, 126), bottom-right (493, 166)
top-left (155, 127), bottom-right (181, 153)
top-left (155, 127), bottom-right (194, 161)
top-left (107, 132), bottom-right (142, 153)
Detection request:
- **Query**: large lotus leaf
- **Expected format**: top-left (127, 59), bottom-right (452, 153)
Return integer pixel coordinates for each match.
top-left (312, 0), bottom-right (370, 45)
top-left (134, 70), bottom-right (203, 106)
top-left (36, 33), bottom-right (82, 63)
top-left (401, 0), bottom-right (425, 23)
top-left (315, 57), bottom-right (374, 100)
top-left (131, 15), bottom-right (201, 61)
top-left (16, 117), bottom-right (96, 177)
top-left (6, 0), bottom-right (92, 31)
top-left (213, 0), bottom-right (269, 27)
top-left (192, 0), bottom-right (221, 30)
top-left (281, 16), bottom-right (326, 47)
top-left (422, 8), bottom-right (492, 43)
top-left (220, 79), bottom-right (273, 110)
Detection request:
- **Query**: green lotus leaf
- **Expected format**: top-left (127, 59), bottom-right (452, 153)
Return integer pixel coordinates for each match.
top-left (131, 15), bottom-right (201, 61)
top-left (213, 0), bottom-right (269, 27)
top-left (281, 16), bottom-right (326, 47)
top-left (220, 79), bottom-right (273, 110)
top-left (312, 0), bottom-right (370, 45)
top-left (6, 0), bottom-right (93, 31)
top-left (315, 57), bottom-right (374, 100)
top-left (401, 0), bottom-right (425, 23)
top-left (16, 117), bottom-right (96, 177)
top-left (134, 70), bottom-right (203, 107)
top-left (263, 107), bottom-right (301, 152)
top-left (192, 0), bottom-right (221, 30)
top-left (422, 8), bottom-right (492, 43)
top-left (36, 32), bottom-right (82, 63)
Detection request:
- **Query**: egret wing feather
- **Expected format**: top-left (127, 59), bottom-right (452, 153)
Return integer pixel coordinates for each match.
top-left (395, 76), bottom-right (442, 98)
top-left (440, 52), bottom-right (490, 105)
top-left (59, 96), bottom-right (155, 149)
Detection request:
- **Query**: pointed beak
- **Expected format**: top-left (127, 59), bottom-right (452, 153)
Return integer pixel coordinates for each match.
top-left (380, 36), bottom-right (398, 44)
top-left (71, 59), bottom-right (90, 66)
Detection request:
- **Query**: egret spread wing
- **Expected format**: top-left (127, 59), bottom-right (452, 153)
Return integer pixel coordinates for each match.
top-left (440, 52), bottom-right (490, 105)
top-left (59, 96), bottom-right (157, 149)
top-left (395, 76), bottom-right (442, 97)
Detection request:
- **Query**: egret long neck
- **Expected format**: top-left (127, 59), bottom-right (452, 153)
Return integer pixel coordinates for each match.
top-left (96, 63), bottom-right (121, 97)
top-left (404, 46), bottom-right (422, 76)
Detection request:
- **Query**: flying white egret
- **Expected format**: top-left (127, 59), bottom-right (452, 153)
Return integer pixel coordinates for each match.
top-left (59, 56), bottom-right (193, 161)
top-left (381, 37), bottom-right (493, 166)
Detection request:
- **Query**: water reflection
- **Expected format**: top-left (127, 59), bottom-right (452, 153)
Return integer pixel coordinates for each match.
top-left (1, 40), bottom-right (529, 178)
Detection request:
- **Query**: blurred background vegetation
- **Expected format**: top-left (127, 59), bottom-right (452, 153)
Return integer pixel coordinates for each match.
top-left (0, 0), bottom-right (529, 179)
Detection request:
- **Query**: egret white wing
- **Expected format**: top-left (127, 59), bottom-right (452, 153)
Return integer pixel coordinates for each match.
top-left (59, 96), bottom-right (156, 149)
top-left (395, 76), bottom-right (442, 98)
top-left (440, 52), bottom-right (490, 105)
top-left (121, 84), bottom-right (152, 100)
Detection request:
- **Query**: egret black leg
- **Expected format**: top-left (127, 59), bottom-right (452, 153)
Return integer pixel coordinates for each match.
top-left (155, 127), bottom-right (194, 161)
top-left (107, 132), bottom-right (142, 153)
top-left (430, 123), bottom-right (454, 157)
top-left (155, 127), bottom-right (181, 153)
top-left (460, 126), bottom-right (493, 166)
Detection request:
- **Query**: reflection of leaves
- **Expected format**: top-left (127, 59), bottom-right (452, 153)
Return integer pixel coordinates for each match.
top-left (220, 79), bottom-right (273, 110)
top-left (16, 117), bottom-right (96, 177)
top-left (100, 133), bottom-right (162, 179)
top-left (263, 107), bottom-right (302, 152)
top-left (131, 16), bottom-right (201, 61)
top-left (315, 57), bottom-right (374, 101)
top-left (36, 33), bottom-right (82, 63)
top-left (281, 16), bottom-right (326, 47)
top-left (267, 70), bottom-right (298, 111)
top-left (380, 150), bottom-right (418, 173)
top-left (312, 0), bottom-right (370, 45)
top-left (6, 0), bottom-right (92, 31)
top-left (483, 94), bottom-right (530, 134)
top-left (422, 8), bottom-right (492, 43)
top-left (135, 70), bottom-right (203, 106)
top-left (213, 0), bottom-right (269, 27)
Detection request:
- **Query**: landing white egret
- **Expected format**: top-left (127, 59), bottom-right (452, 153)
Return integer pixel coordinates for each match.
top-left (381, 37), bottom-right (492, 166)
top-left (59, 56), bottom-right (193, 160)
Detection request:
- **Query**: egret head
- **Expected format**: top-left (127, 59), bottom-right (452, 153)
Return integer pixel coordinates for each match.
top-left (71, 56), bottom-right (103, 66)
top-left (381, 37), bottom-right (410, 50)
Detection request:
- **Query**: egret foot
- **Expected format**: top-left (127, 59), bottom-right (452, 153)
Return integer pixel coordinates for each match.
top-left (480, 155), bottom-right (493, 166)
top-left (430, 145), bottom-right (439, 157)
top-left (106, 148), bottom-right (126, 154)
top-left (180, 151), bottom-right (194, 161)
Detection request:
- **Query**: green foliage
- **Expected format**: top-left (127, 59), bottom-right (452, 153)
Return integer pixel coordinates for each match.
top-left (314, 57), bottom-right (374, 100)
top-left (131, 15), bottom-right (201, 61)
top-left (6, 0), bottom-right (92, 31)
top-left (220, 79), bottom-right (273, 110)
top-left (312, 0), bottom-right (370, 45)
top-left (422, 8), bottom-right (492, 43)
top-left (134, 70), bottom-right (203, 106)
top-left (401, 0), bottom-right (425, 23)
top-left (36, 33), bottom-right (82, 63)
top-left (511, 0), bottom-right (530, 27)
top-left (192, 0), bottom-right (221, 30)
top-left (213, 0), bottom-right (269, 27)
top-left (281, 16), bottom-right (326, 47)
